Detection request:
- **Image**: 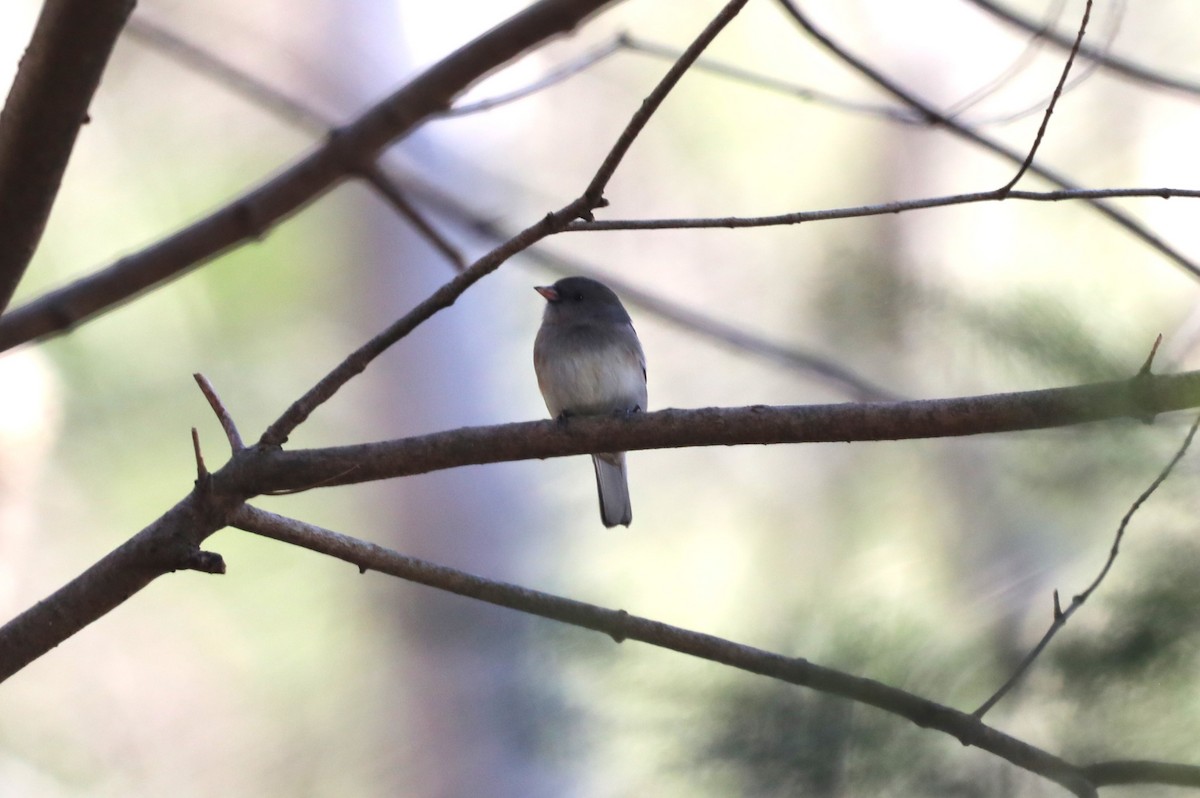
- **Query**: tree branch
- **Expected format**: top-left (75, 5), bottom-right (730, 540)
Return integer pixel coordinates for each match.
top-left (999, 0), bottom-right (1091, 191)
top-left (242, 369), bottom-right (1200, 493)
top-left (582, 0), bottom-right (750, 209)
top-left (972, 410), bottom-right (1200, 718)
top-left (0, 491), bottom-right (231, 683)
top-left (0, 0), bottom-right (624, 351)
top-left (0, 0), bottom-right (135, 314)
top-left (964, 0), bottom-right (1200, 98)
top-left (568, 186), bottom-right (1200, 231)
top-left (772, 0), bottom-right (1200, 280)
top-left (227, 503), bottom-right (1098, 797)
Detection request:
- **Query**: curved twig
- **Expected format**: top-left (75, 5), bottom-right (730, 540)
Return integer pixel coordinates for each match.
top-left (972, 410), bottom-right (1200, 718)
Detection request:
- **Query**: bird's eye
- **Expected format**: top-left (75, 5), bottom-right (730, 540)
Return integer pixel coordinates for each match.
top-left (572, 293), bottom-right (584, 301)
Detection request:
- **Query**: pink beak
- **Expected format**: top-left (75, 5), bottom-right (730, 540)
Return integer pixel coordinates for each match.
top-left (534, 285), bottom-right (559, 302)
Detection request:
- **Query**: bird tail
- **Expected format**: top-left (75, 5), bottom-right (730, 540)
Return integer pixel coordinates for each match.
top-left (591, 452), bottom-right (632, 528)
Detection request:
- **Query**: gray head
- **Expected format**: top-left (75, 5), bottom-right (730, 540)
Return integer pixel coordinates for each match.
top-left (534, 276), bottom-right (632, 326)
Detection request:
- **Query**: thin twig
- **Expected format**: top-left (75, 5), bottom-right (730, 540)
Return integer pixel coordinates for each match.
top-left (772, 0), bottom-right (1200, 280)
top-left (972, 411), bottom-right (1200, 719)
top-left (191, 427), bottom-right (207, 480)
top-left (193, 372), bottom-right (244, 452)
top-left (568, 186), bottom-right (1200, 231)
top-left (965, 0), bottom-right (1200, 99)
top-left (1137, 332), bottom-right (1163, 376)
top-left (583, 0), bottom-right (751, 209)
top-left (228, 503), bottom-right (1098, 797)
top-left (258, 195), bottom-right (589, 446)
top-left (1000, 0), bottom-right (1092, 192)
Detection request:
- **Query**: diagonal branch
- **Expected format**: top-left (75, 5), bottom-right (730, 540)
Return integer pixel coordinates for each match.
top-left (228, 502), bottom-right (1098, 797)
top-left (0, 0), bottom-right (136, 314)
top-left (999, 0), bottom-right (1091, 191)
top-left (972, 411), bottom-right (1200, 718)
top-left (0, 0), bottom-right (624, 352)
top-left (582, 0), bottom-right (750, 208)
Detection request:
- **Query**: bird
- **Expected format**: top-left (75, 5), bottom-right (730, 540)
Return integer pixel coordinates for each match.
top-left (533, 276), bottom-right (647, 527)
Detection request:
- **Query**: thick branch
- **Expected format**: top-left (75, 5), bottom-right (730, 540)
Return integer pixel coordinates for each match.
top-left (0, 492), bottom-right (229, 683)
top-left (0, 0), bottom-right (135, 313)
top-left (0, 0), bottom-right (623, 351)
top-left (1083, 760), bottom-right (1200, 789)
top-left (241, 370), bottom-right (1200, 493)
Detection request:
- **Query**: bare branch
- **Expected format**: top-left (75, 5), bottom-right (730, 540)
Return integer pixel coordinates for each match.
top-left (0, 492), bottom-right (230, 683)
top-left (772, 0), bottom-right (1200, 280)
top-left (971, 411), bottom-right (1200, 719)
top-left (1000, 0), bottom-right (1092, 192)
top-left (229, 504), bottom-right (1097, 797)
top-left (569, 186), bottom-right (1200, 232)
top-left (194, 372), bottom-right (244, 452)
top-left (1137, 333), bottom-right (1163, 377)
top-left (249, 370), bottom-right (1200, 494)
top-left (965, 0), bottom-right (1200, 99)
top-left (0, 0), bottom-right (625, 352)
top-left (0, 0), bottom-right (136, 313)
top-left (583, 0), bottom-right (751, 210)
top-left (1083, 760), bottom-right (1200, 789)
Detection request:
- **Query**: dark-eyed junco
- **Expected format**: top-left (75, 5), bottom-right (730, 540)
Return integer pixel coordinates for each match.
top-left (534, 276), bottom-right (647, 528)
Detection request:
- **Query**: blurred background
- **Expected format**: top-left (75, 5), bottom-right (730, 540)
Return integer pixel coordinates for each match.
top-left (1, 0), bottom-right (1200, 795)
